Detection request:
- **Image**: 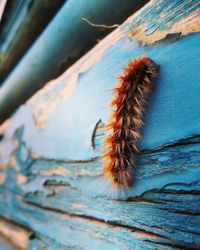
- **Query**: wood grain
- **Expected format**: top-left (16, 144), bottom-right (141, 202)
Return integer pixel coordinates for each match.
top-left (0, 0), bottom-right (200, 249)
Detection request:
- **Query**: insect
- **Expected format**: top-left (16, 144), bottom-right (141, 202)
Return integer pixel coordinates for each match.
top-left (102, 56), bottom-right (158, 193)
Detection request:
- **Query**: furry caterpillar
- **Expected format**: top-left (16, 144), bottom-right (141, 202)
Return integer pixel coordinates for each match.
top-left (102, 56), bottom-right (158, 190)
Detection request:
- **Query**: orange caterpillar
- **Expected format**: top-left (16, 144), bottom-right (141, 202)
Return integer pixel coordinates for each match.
top-left (102, 56), bottom-right (158, 190)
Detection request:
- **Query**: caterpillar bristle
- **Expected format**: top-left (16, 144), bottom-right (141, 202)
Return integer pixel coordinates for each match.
top-left (102, 56), bottom-right (158, 193)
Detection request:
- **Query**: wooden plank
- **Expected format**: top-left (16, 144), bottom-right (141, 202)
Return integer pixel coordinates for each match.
top-left (0, 30), bottom-right (199, 160)
top-left (0, 0), bottom-right (149, 123)
top-left (0, 193), bottom-right (175, 250)
top-left (0, 217), bottom-right (68, 250)
top-left (1, 108), bottom-right (200, 247)
top-left (1, 140), bottom-right (200, 248)
top-left (0, 0), bottom-right (200, 249)
top-left (0, 217), bottom-right (32, 249)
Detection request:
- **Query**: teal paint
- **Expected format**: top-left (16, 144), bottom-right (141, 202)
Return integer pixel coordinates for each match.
top-left (0, 1), bottom-right (199, 249)
top-left (0, 192), bottom-right (175, 250)
top-left (122, 0), bottom-right (200, 34)
top-left (0, 0), bottom-right (148, 122)
top-left (0, 127), bottom-right (200, 248)
top-left (1, 33), bottom-right (199, 161)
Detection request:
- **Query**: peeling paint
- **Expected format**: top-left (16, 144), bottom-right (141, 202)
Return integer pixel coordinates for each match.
top-left (76, 168), bottom-right (100, 177)
top-left (0, 1), bottom-right (200, 248)
top-left (71, 203), bottom-right (87, 209)
top-left (40, 167), bottom-right (71, 177)
top-left (1, 140), bottom-right (200, 248)
top-left (17, 174), bottom-right (27, 185)
top-left (0, 118), bottom-right (10, 134)
top-left (27, 0), bottom-right (200, 129)
top-left (0, 218), bottom-right (32, 249)
top-left (131, 230), bottom-right (158, 240)
top-left (28, 28), bottom-right (123, 129)
top-left (127, 2), bottom-right (200, 44)
top-left (0, 172), bottom-right (6, 184)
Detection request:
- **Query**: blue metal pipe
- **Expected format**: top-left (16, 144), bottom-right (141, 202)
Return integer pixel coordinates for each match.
top-left (0, 0), bottom-right (66, 83)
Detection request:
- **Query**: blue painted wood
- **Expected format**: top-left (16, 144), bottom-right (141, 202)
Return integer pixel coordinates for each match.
top-left (0, 0), bottom-right (200, 249)
top-left (0, 191), bottom-right (174, 250)
top-left (0, 140), bottom-right (200, 248)
top-left (0, 33), bottom-right (198, 161)
top-left (0, 0), bottom-right (148, 122)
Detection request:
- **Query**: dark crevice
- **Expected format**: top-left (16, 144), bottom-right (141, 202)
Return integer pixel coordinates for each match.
top-left (26, 134), bottom-right (200, 165)
top-left (24, 200), bottom-right (168, 238)
top-left (141, 134), bottom-right (200, 154)
top-left (11, 131), bottom-right (200, 169)
top-left (0, 133), bottom-right (4, 141)
top-left (162, 182), bottom-right (200, 191)
top-left (0, 215), bottom-right (33, 234)
top-left (43, 179), bottom-right (70, 187)
top-left (155, 32), bottom-right (182, 45)
top-left (144, 239), bottom-right (199, 250)
top-left (91, 119), bottom-right (103, 149)
top-left (127, 188), bottom-right (200, 203)
top-left (152, 188), bottom-right (200, 195)
top-left (160, 207), bottom-right (200, 216)
top-left (29, 232), bottom-right (36, 240)
top-left (126, 195), bottom-right (164, 204)
top-left (138, 185), bottom-right (200, 196)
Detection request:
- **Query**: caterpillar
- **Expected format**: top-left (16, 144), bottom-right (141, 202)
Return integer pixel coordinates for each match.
top-left (102, 56), bottom-right (158, 192)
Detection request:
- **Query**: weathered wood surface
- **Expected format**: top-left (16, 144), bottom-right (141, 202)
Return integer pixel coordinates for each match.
top-left (0, 217), bottom-right (31, 250)
top-left (0, 0), bottom-right (148, 122)
top-left (0, 0), bottom-right (200, 249)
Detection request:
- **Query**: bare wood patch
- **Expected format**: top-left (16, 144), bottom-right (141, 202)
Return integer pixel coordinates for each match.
top-left (0, 217), bottom-right (32, 249)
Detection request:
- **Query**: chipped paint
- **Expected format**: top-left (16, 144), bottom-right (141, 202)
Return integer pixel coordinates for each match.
top-left (131, 230), bottom-right (158, 239)
top-left (27, 0), bottom-right (200, 129)
top-left (76, 168), bottom-right (100, 177)
top-left (0, 218), bottom-right (32, 249)
top-left (126, 1), bottom-right (200, 44)
top-left (0, 118), bottom-right (10, 134)
top-left (71, 203), bottom-right (87, 209)
top-left (31, 152), bottom-right (41, 160)
top-left (129, 11), bottom-right (200, 44)
top-left (0, 172), bottom-right (6, 184)
top-left (1, 139), bottom-right (200, 248)
top-left (28, 28), bottom-right (123, 129)
top-left (0, 1), bottom-right (200, 249)
top-left (17, 174), bottom-right (27, 185)
top-left (40, 167), bottom-right (71, 176)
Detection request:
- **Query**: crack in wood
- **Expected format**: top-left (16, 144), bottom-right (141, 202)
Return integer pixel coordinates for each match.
top-left (141, 134), bottom-right (200, 154)
top-left (23, 200), bottom-right (174, 243)
top-left (0, 216), bottom-right (32, 249)
top-left (16, 133), bottom-right (200, 166)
